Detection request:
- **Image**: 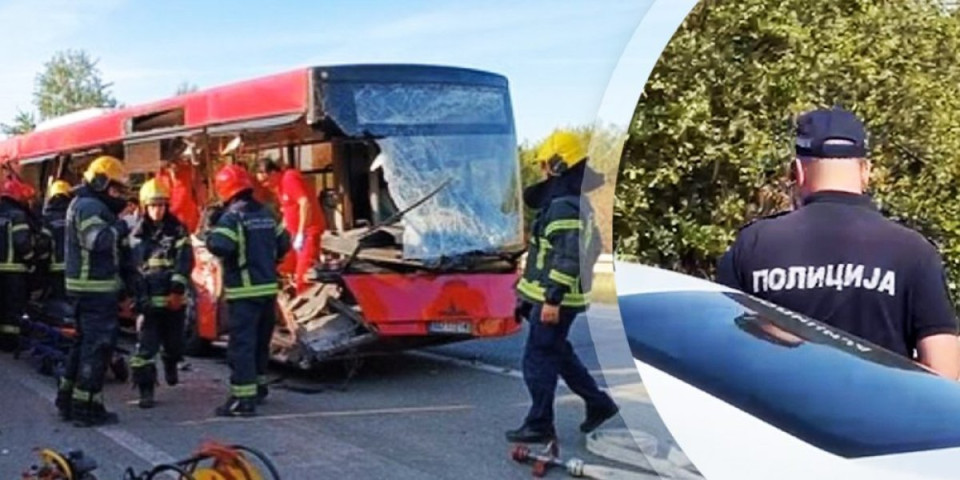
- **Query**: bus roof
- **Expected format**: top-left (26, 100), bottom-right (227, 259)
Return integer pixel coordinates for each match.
top-left (0, 64), bottom-right (509, 164)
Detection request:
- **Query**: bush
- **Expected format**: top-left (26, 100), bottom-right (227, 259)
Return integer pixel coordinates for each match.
top-left (614, 0), bottom-right (960, 302)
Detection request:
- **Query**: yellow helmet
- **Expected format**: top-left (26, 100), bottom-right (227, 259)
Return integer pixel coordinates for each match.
top-left (83, 155), bottom-right (128, 189)
top-left (47, 180), bottom-right (71, 199)
top-left (533, 130), bottom-right (587, 171)
top-left (139, 178), bottom-right (170, 206)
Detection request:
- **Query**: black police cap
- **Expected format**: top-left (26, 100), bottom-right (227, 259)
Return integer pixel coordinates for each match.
top-left (795, 108), bottom-right (868, 159)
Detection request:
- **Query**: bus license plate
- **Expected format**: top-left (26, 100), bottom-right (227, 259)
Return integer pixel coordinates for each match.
top-left (428, 321), bottom-right (473, 334)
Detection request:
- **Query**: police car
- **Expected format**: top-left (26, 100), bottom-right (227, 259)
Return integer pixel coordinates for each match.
top-left (615, 261), bottom-right (960, 480)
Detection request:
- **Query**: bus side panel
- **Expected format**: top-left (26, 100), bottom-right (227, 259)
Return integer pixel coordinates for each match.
top-left (342, 273), bottom-right (521, 337)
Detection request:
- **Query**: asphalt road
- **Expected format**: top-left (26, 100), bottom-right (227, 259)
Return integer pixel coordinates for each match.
top-left (0, 304), bottom-right (690, 479)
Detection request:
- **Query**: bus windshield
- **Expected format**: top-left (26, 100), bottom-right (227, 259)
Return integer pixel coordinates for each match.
top-left (324, 77), bottom-right (522, 260)
top-left (619, 290), bottom-right (960, 458)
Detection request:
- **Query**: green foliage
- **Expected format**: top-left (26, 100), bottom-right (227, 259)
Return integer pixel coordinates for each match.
top-left (519, 125), bottom-right (624, 252)
top-left (1, 110), bottom-right (36, 136)
top-left (34, 49), bottom-right (118, 121)
top-left (175, 81), bottom-right (199, 96)
top-left (615, 0), bottom-right (960, 300)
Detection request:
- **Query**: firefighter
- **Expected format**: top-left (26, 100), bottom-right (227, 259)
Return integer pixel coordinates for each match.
top-left (0, 177), bottom-right (39, 352)
top-left (255, 158), bottom-right (324, 293)
top-left (41, 180), bottom-right (73, 301)
top-left (55, 155), bottom-right (134, 427)
top-left (505, 131), bottom-right (619, 444)
top-left (201, 164), bottom-right (290, 416)
top-left (129, 179), bottom-right (193, 409)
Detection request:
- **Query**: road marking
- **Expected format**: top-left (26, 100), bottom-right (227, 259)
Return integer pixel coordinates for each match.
top-left (178, 403), bottom-right (474, 426)
top-left (12, 368), bottom-right (179, 470)
top-left (407, 350), bottom-right (525, 379)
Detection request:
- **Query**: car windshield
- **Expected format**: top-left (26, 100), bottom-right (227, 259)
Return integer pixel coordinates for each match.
top-left (619, 290), bottom-right (960, 458)
top-left (326, 79), bottom-right (522, 260)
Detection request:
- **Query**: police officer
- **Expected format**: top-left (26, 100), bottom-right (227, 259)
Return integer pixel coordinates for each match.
top-left (0, 177), bottom-right (38, 352)
top-left (55, 156), bottom-right (134, 426)
top-left (129, 179), bottom-right (193, 409)
top-left (41, 180), bottom-right (73, 301)
top-left (202, 164), bottom-right (290, 416)
top-left (717, 107), bottom-right (960, 379)
top-left (505, 131), bottom-right (619, 444)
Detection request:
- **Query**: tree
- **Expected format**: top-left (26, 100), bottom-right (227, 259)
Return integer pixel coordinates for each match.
top-left (1, 110), bottom-right (36, 136)
top-left (175, 81), bottom-right (199, 96)
top-left (34, 49), bottom-right (117, 121)
top-left (614, 0), bottom-right (960, 294)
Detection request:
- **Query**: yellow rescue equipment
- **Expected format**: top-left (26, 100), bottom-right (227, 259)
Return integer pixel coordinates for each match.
top-left (21, 441), bottom-right (281, 480)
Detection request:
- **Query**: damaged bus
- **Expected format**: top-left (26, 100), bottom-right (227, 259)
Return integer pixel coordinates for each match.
top-left (0, 64), bottom-right (526, 370)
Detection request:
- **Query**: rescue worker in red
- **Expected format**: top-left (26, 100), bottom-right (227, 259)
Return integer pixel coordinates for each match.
top-left (255, 158), bottom-right (324, 294)
top-left (41, 180), bottom-right (73, 301)
top-left (129, 179), bottom-right (193, 409)
top-left (0, 177), bottom-right (39, 352)
top-left (201, 164), bottom-right (291, 416)
top-left (156, 155), bottom-right (201, 233)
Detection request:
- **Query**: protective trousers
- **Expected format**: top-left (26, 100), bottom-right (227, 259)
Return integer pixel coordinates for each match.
top-left (46, 271), bottom-right (66, 301)
top-left (59, 293), bottom-right (119, 406)
top-left (226, 297), bottom-right (275, 399)
top-left (0, 273), bottom-right (27, 351)
top-left (521, 302), bottom-right (616, 432)
top-left (131, 307), bottom-right (185, 387)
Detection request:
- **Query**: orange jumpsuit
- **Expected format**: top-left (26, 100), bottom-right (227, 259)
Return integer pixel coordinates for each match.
top-left (156, 162), bottom-right (201, 233)
top-left (276, 169), bottom-right (324, 293)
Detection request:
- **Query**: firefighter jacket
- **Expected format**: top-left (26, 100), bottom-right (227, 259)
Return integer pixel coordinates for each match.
top-left (131, 212), bottom-right (193, 309)
top-left (204, 191), bottom-right (291, 301)
top-left (41, 195), bottom-right (70, 274)
top-left (517, 161), bottom-right (604, 310)
top-left (0, 197), bottom-right (37, 274)
top-left (64, 186), bottom-right (131, 295)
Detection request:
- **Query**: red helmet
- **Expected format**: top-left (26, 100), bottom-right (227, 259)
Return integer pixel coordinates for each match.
top-left (214, 164), bottom-right (253, 202)
top-left (1, 178), bottom-right (36, 204)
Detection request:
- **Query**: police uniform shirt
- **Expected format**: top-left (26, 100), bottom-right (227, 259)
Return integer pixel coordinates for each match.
top-left (717, 191), bottom-right (959, 358)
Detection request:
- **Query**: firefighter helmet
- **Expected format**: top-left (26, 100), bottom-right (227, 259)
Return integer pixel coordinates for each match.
top-left (47, 180), bottom-right (72, 199)
top-left (83, 155), bottom-right (128, 191)
top-left (533, 130), bottom-right (588, 175)
top-left (1, 177), bottom-right (37, 204)
top-left (139, 178), bottom-right (170, 206)
top-left (214, 164), bottom-right (253, 202)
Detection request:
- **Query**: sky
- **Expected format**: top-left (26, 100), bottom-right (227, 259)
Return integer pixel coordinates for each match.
top-left (0, 0), bottom-right (692, 144)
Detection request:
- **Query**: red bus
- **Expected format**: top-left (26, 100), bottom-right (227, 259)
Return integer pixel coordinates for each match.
top-left (0, 64), bottom-right (525, 369)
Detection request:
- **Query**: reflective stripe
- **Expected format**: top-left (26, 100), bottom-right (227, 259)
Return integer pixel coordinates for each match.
top-left (50, 262), bottom-right (65, 272)
top-left (150, 296), bottom-right (168, 307)
top-left (231, 384), bottom-right (258, 398)
top-left (171, 274), bottom-right (188, 286)
top-left (237, 224), bottom-right (252, 288)
top-left (130, 356), bottom-right (155, 368)
top-left (59, 378), bottom-right (73, 391)
top-left (548, 269), bottom-right (578, 288)
top-left (535, 238), bottom-right (550, 270)
top-left (175, 237), bottom-right (189, 248)
top-left (78, 216), bottom-right (105, 232)
top-left (224, 283), bottom-right (279, 300)
top-left (80, 250), bottom-right (90, 280)
top-left (11, 224), bottom-right (29, 233)
top-left (544, 219), bottom-right (581, 237)
top-left (66, 277), bottom-right (120, 293)
top-left (212, 227), bottom-right (239, 243)
top-left (72, 389), bottom-right (92, 402)
top-left (147, 258), bottom-right (174, 268)
top-left (516, 278), bottom-right (589, 307)
top-left (0, 324), bottom-right (20, 334)
top-left (275, 224), bottom-right (285, 236)
top-left (257, 375), bottom-right (269, 386)
top-left (0, 263), bottom-right (28, 272)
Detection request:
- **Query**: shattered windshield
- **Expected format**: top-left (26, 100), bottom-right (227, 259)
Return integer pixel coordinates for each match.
top-left (376, 134), bottom-right (522, 260)
top-left (339, 81), bottom-right (522, 260)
